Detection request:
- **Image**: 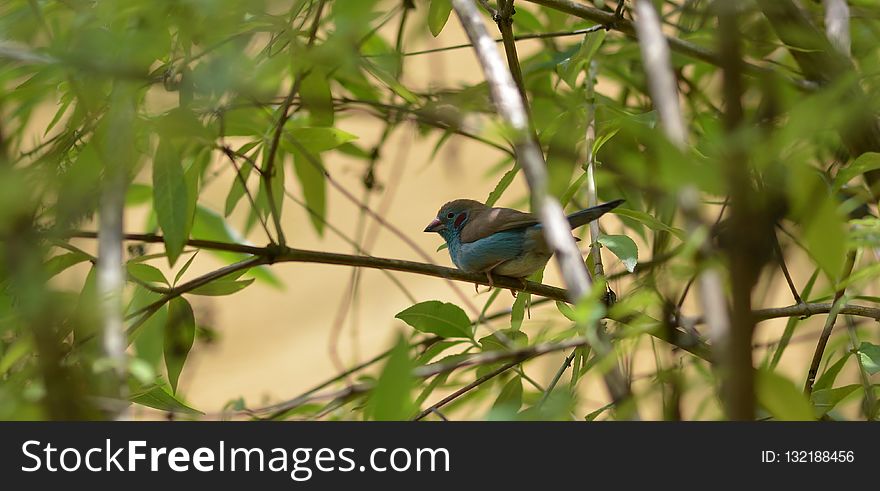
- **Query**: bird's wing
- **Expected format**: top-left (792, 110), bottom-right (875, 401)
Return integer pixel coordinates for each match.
top-left (456, 230), bottom-right (525, 272)
top-left (459, 207), bottom-right (538, 243)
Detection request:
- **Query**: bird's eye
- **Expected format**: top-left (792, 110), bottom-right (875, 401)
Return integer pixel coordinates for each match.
top-left (446, 212), bottom-right (455, 219)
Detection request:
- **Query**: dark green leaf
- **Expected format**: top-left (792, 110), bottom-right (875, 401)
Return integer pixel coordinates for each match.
top-left (300, 70), bottom-right (335, 126)
top-left (395, 301), bottom-right (473, 339)
top-left (173, 251), bottom-right (199, 286)
top-left (813, 352), bottom-right (851, 391)
top-left (153, 139), bottom-right (191, 266)
top-left (163, 297), bottom-right (196, 394)
top-left (291, 148), bottom-right (327, 235)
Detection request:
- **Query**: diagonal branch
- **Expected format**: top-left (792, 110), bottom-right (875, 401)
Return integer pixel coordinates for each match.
top-left (452, 0), bottom-right (635, 416)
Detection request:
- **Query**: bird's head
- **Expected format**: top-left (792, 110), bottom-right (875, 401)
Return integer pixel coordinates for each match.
top-left (424, 199), bottom-right (484, 240)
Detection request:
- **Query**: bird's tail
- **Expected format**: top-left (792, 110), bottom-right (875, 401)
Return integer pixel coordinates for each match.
top-left (566, 199), bottom-right (625, 229)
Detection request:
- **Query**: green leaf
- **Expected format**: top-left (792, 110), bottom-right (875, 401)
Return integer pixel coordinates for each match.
top-left (428, 0), bottom-right (453, 37)
top-left (0, 336), bottom-right (32, 375)
top-left (127, 263), bottom-right (168, 286)
top-left (492, 376), bottom-right (523, 412)
top-left (189, 278), bottom-right (255, 296)
top-left (163, 297), bottom-right (196, 394)
top-left (811, 384), bottom-right (861, 418)
top-left (130, 384), bottom-right (203, 415)
top-left (597, 234), bottom-right (638, 273)
top-left (173, 251), bottom-right (199, 286)
top-left (769, 268), bottom-right (820, 369)
top-left (511, 291), bottom-right (528, 330)
top-left (126, 183), bottom-right (153, 206)
top-left (155, 107), bottom-right (213, 142)
top-left (485, 163), bottom-right (519, 207)
top-left (44, 251), bottom-right (91, 279)
top-left (479, 329), bottom-right (529, 352)
top-left (557, 29), bottom-right (606, 88)
top-left (285, 127), bottom-right (358, 154)
top-left (833, 152), bottom-right (880, 192)
top-left (395, 301), bottom-right (473, 339)
top-left (366, 334), bottom-right (416, 420)
top-left (803, 197), bottom-right (846, 278)
top-left (812, 352), bottom-right (851, 391)
top-left (153, 139), bottom-right (192, 266)
top-left (756, 369), bottom-right (815, 421)
top-left (613, 208), bottom-right (685, 239)
top-left (191, 205), bottom-right (282, 287)
top-left (299, 70), bottom-right (335, 126)
top-left (291, 148), bottom-right (327, 235)
top-left (225, 164), bottom-right (253, 218)
top-left (857, 342), bottom-right (880, 375)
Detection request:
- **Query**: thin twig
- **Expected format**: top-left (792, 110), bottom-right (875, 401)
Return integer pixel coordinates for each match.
top-left (804, 250), bottom-right (857, 395)
top-left (413, 360), bottom-right (519, 420)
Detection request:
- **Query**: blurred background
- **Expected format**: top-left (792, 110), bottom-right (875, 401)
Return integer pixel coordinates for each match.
top-left (1, 0), bottom-right (878, 420)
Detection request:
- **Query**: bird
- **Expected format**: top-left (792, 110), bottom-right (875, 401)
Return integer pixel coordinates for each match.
top-left (424, 198), bottom-right (625, 289)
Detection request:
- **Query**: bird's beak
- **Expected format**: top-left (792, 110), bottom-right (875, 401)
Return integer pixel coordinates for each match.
top-left (424, 217), bottom-right (445, 233)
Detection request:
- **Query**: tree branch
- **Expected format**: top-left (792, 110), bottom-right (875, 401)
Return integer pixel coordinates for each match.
top-left (804, 250), bottom-right (857, 395)
top-left (452, 0), bottom-right (635, 415)
top-left (757, 0), bottom-right (880, 198)
top-left (522, 0), bottom-right (815, 91)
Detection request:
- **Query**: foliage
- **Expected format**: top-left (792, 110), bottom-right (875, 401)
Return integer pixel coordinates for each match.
top-left (0, 0), bottom-right (879, 421)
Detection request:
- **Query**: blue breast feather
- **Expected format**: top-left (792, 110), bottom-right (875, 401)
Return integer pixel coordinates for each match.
top-left (448, 228), bottom-right (533, 273)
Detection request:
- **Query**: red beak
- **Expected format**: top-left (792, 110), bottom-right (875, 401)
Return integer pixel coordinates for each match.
top-left (424, 217), bottom-right (445, 233)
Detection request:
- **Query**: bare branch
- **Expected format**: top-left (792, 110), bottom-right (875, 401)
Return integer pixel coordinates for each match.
top-left (823, 0), bottom-right (851, 55)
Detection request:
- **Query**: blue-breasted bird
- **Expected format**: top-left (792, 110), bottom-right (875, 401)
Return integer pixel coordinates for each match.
top-left (424, 198), bottom-right (624, 285)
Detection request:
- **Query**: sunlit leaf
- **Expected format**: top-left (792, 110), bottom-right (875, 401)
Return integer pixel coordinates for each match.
top-left (858, 342), bottom-right (880, 375)
top-left (130, 384), bottom-right (203, 415)
top-left (395, 301), bottom-right (473, 339)
top-left (428, 0), bottom-right (453, 37)
top-left (598, 234), bottom-right (638, 273)
top-left (756, 369), bottom-right (814, 421)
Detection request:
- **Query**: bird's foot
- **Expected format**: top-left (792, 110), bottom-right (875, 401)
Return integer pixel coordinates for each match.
top-left (485, 271), bottom-right (495, 289)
